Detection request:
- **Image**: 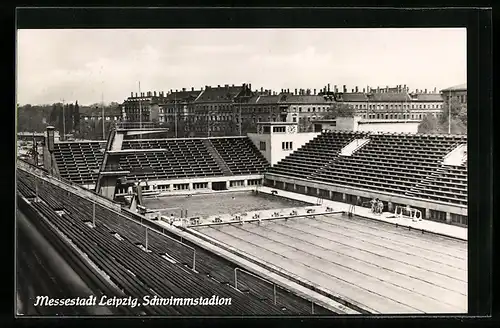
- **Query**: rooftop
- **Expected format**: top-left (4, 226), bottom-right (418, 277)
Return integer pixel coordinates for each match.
top-left (440, 83), bottom-right (467, 92)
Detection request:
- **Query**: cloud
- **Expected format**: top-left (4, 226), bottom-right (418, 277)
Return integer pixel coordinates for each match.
top-left (16, 28), bottom-right (466, 105)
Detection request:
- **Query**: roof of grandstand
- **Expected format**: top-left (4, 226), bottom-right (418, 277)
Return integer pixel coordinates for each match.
top-left (17, 166), bottom-right (336, 315)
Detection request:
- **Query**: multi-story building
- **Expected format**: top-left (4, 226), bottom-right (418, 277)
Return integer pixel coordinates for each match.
top-left (440, 83), bottom-right (467, 105)
top-left (190, 84), bottom-right (249, 137)
top-left (239, 88), bottom-right (335, 133)
top-left (161, 87), bottom-right (202, 137)
top-left (333, 84), bottom-right (444, 121)
top-left (121, 83), bottom-right (446, 136)
top-left (122, 91), bottom-right (167, 122)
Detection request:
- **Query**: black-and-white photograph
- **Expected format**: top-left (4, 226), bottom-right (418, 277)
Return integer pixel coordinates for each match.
top-left (16, 25), bottom-right (468, 316)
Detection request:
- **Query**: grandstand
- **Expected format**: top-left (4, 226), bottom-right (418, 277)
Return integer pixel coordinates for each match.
top-left (17, 122), bottom-right (468, 315)
top-left (17, 163), bottom-right (342, 315)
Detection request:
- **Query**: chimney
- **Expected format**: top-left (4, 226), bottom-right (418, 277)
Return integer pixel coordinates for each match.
top-left (355, 86), bottom-right (359, 93)
top-left (225, 84), bottom-right (229, 88)
top-left (377, 87), bottom-right (380, 93)
top-left (295, 88), bottom-right (298, 95)
top-left (182, 88), bottom-right (186, 92)
top-left (314, 89), bottom-right (316, 95)
top-left (261, 87), bottom-right (264, 93)
top-left (425, 88), bottom-right (427, 93)
top-left (343, 85), bottom-right (347, 93)
top-left (363, 88), bottom-right (365, 93)
top-left (334, 85), bottom-right (337, 93)
top-left (218, 85), bottom-right (220, 88)
top-left (131, 92), bottom-right (134, 97)
top-left (328, 84), bottom-right (331, 92)
top-left (434, 87), bottom-right (437, 93)
top-left (154, 91), bottom-right (157, 97)
top-left (176, 89), bottom-right (178, 93)
top-left (249, 84), bottom-right (252, 91)
top-left (135, 92), bottom-right (138, 97)
top-left (192, 87), bottom-right (194, 91)
top-left (385, 86), bottom-right (389, 92)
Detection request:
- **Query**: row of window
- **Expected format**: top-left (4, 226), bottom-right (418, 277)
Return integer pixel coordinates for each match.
top-left (446, 95), bottom-right (467, 104)
top-left (361, 112), bottom-right (443, 120)
top-left (83, 116), bottom-right (120, 121)
top-left (282, 141), bottom-right (293, 150)
top-left (353, 103), bottom-right (443, 110)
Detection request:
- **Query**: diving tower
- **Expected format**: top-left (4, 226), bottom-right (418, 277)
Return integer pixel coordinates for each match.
top-left (94, 126), bottom-right (170, 199)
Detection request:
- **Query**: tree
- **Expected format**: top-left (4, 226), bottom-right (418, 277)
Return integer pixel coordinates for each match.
top-left (49, 104), bottom-right (58, 123)
top-left (418, 114), bottom-right (441, 134)
top-left (323, 103), bottom-right (355, 119)
top-left (57, 103), bottom-right (64, 137)
top-left (73, 101), bottom-right (80, 131)
top-left (418, 97), bottom-right (467, 134)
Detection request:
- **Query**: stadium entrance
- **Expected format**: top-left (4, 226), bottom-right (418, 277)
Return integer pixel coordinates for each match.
top-left (212, 181), bottom-right (228, 191)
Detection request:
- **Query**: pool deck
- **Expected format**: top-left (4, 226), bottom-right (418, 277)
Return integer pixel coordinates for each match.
top-left (255, 187), bottom-right (467, 241)
top-left (146, 186), bottom-right (466, 241)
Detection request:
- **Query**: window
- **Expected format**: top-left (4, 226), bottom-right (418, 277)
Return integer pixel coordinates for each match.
top-left (292, 117), bottom-right (297, 122)
top-left (298, 107), bottom-right (302, 112)
top-left (273, 126), bottom-right (286, 133)
top-left (308, 108), bottom-right (311, 112)
top-left (282, 141), bottom-right (293, 150)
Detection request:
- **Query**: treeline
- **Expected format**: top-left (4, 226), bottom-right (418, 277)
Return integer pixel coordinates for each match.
top-left (17, 102), bottom-right (122, 140)
top-left (17, 102), bottom-right (80, 134)
top-left (418, 98), bottom-right (467, 134)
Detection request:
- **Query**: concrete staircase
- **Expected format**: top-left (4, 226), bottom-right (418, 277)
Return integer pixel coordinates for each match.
top-left (203, 139), bottom-right (233, 176)
top-left (406, 165), bottom-right (447, 197)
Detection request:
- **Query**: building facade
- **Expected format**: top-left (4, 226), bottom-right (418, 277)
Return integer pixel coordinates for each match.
top-left (440, 83), bottom-right (467, 105)
top-left (333, 84), bottom-right (444, 121)
top-left (121, 83), bottom-right (447, 136)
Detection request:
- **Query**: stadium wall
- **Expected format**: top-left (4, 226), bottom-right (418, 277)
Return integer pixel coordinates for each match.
top-left (116, 175), bottom-right (264, 194)
top-left (357, 120), bottom-right (420, 133)
top-left (264, 173), bottom-right (467, 224)
top-left (247, 132), bottom-right (319, 166)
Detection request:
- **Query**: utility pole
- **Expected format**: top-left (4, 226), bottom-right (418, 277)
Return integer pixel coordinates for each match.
top-left (448, 90), bottom-right (451, 134)
top-left (239, 99), bottom-right (242, 136)
top-left (101, 91), bottom-right (105, 140)
top-left (174, 92), bottom-right (178, 138)
top-left (139, 81), bottom-right (142, 130)
top-left (61, 98), bottom-right (66, 141)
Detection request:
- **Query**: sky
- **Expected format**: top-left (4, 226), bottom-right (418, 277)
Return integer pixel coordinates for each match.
top-left (16, 28), bottom-right (467, 106)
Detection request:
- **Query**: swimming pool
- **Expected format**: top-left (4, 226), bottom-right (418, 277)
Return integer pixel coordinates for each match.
top-left (142, 191), bottom-right (312, 217)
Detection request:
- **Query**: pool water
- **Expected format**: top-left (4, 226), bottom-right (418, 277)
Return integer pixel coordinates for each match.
top-left (142, 191), bottom-right (312, 218)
